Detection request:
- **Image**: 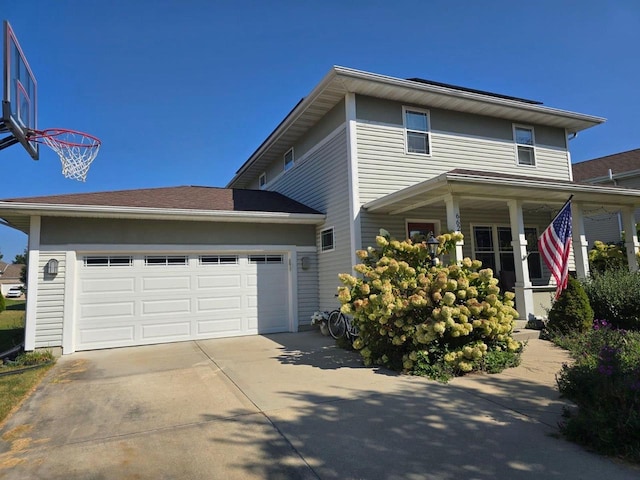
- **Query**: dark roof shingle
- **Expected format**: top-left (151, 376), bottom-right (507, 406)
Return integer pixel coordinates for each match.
top-left (572, 148), bottom-right (640, 181)
top-left (1, 186), bottom-right (321, 215)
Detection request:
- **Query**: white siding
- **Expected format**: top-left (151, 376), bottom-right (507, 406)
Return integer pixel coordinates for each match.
top-left (270, 127), bottom-right (351, 310)
top-left (296, 251), bottom-right (318, 326)
top-left (583, 213), bottom-right (622, 246)
top-left (357, 122), bottom-right (570, 204)
top-left (35, 251), bottom-right (65, 348)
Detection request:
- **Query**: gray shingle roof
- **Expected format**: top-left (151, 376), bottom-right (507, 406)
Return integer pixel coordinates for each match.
top-left (1, 186), bottom-right (321, 215)
top-left (572, 148), bottom-right (640, 181)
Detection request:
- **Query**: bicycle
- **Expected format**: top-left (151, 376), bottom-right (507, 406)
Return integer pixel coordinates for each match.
top-left (327, 307), bottom-right (359, 341)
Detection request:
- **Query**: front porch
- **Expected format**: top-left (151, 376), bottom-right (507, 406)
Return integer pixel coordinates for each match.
top-left (362, 169), bottom-right (640, 321)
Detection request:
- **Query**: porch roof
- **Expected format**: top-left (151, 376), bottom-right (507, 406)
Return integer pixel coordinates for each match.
top-left (363, 169), bottom-right (640, 215)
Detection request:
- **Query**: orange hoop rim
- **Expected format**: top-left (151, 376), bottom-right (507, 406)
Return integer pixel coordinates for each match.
top-left (27, 128), bottom-right (102, 147)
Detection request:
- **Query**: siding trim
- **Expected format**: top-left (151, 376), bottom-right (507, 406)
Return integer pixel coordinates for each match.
top-left (346, 93), bottom-right (361, 267)
top-left (24, 216), bottom-right (40, 351)
top-left (62, 250), bottom-right (76, 354)
top-left (261, 123), bottom-right (347, 190)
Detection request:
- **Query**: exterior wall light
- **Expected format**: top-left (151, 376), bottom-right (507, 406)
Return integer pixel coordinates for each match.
top-left (427, 233), bottom-right (439, 266)
top-left (45, 258), bottom-right (59, 275)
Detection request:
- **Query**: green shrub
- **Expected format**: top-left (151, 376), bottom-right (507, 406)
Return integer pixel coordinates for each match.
top-left (12, 350), bottom-right (55, 366)
top-left (583, 269), bottom-right (640, 331)
top-left (588, 241), bottom-right (627, 273)
top-left (0, 291), bottom-right (5, 313)
top-left (545, 276), bottom-right (593, 335)
top-left (338, 233), bottom-right (522, 382)
top-left (555, 325), bottom-right (640, 463)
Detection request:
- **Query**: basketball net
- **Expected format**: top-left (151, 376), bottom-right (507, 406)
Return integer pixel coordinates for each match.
top-left (28, 128), bottom-right (101, 182)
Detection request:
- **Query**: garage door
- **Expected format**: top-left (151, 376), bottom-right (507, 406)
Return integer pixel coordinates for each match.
top-left (75, 252), bottom-right (290, 351)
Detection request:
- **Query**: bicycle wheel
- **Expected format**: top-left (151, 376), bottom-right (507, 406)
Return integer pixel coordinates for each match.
top-left (327, 310), bottom-right (346, 339)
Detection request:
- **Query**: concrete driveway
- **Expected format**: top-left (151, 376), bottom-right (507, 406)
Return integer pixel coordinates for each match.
top-left (0, 333), bottom-right (637, 479)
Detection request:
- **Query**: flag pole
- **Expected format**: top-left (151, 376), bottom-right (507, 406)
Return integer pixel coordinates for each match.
top-left (548, 195), bottom-right (574, 225)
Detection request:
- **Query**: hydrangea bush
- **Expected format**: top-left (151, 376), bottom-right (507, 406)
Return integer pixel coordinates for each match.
top-left (337, 233), bottom-right (522, 381)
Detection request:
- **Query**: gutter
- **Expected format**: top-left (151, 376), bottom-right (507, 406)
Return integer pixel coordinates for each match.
top-left (0, 202), bottom-right (326, 225)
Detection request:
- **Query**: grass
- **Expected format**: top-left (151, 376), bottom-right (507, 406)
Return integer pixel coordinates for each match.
top-left (0, 363), bottom-right (54, 424)
top-left (0, 302), bottom-right (55, 425)
top-left (0, 300), bottom-right (25, 353)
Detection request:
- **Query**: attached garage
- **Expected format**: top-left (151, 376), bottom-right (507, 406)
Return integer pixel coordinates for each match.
top-left (75, 252), bottom-right (290, 351)
top-left (0, 186), bottom-right (324, 354)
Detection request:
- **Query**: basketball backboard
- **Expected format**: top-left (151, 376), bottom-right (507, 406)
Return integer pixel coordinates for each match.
top-left (1, 20), bottom-right (38, 159)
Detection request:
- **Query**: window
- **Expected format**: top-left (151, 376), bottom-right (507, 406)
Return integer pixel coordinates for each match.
top-left (199, 255), bottom-right (238, 265)
top-left (472, 226), bottom-right (542, 280)
top-left (259, 173), bottom-right (267, 189)
top-left (404, 107), bottom-right (431, 155)
top-left (249, 254), bottom-right (283, 264)
top-left (320, 227), bottom-right (334, 252)
top-left (84, 256), bottom-right (133, 267)
top-left (284, 148), bottom-right (294, 171)
top-left (144, 256), bottom-right (188, 266)
top-left (406, 221), bottom-right (436, 243)
top-left (514, 125), bottom-right (535, 166)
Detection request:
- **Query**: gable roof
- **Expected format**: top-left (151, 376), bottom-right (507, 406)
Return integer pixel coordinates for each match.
top-left (572, 148), bottom-right (640, 182)
top-left (0, 263), bottom-right (24, 283)
top-left (0, 186), bottom-right (324, 233)
top-left (228, 66), bottom-right (606, 188)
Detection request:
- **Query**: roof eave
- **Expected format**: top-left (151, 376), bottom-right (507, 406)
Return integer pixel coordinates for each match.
top-left (0, 202), bottom-right (326, 225)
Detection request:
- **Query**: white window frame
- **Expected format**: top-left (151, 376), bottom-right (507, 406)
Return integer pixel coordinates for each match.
top-left (83, 256), bottom-right (133, 267)
top-left (470, 224), bottom-right (543, 280)
top-left (259, 172), bottom-right (267, 189)
top-left (403, 106), bottom-right (431, 156)
top-left (405, 218), bottom-right (441, 242)
top-left (513, 124), bottom-right (536, 167)
top-left (199, 255), bottom-right (238, 265)
top-left (284, 148), bottom-right (295, 171)
top-left (144, 255), bottom-right (188, 266)
top-left (249, 254), bottom-right (284, 264)
top-left (320, 227), bottom-right (335, 253)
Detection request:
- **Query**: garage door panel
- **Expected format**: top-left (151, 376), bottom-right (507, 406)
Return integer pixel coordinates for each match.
top-left (197, 296), bottom-right (242, 311)
top-left (197, 274), bottom-right (241, 289)
top-left (197, 318), bottom-right (243, 335)
top-left (75, 252), bottom-right (291, 351)
top-left (142, 299), bottom-right (191, 315)
top-left (142, 276), bottom-right (190, 292)
top-left (79, 325), bottom-right (135, 346)
top-left (81, 277), bottom-right (136, 294)
top-left (81, 301), bottom-right (135, 319)
top-left (142, 322), bottom-right (191, 339)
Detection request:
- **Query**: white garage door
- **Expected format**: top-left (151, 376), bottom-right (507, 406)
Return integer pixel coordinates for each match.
top-left (75, 252), bottom-right (290, 351)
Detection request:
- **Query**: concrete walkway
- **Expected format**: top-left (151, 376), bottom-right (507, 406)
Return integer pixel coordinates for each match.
top-left (0, 333), bottom-right (638, 479)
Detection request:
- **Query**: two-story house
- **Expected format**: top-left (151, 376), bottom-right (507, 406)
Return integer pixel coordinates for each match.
top-left (1, 66), bottom-right (640, 354)
top-left (572, 148), bottom-right (640, 245)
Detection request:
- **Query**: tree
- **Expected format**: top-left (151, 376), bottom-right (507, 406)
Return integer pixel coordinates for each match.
top-left (13, 248), bottom-right (27, 265)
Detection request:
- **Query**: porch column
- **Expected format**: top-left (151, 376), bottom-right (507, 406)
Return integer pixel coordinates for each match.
top-left (570, 202), bottom-right (590, 279)
top-left (622, 207), bottom-right (639, 272)
top-left (508, 200), bottom-right (535, 321)
top-left (444, 194), bottom-right (464, 263)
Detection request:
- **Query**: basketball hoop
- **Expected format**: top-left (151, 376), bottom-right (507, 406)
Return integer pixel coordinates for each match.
top-left (27, 128), bottom-right (101, 182)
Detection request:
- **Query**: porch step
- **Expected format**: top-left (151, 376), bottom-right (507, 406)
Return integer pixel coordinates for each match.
top-left (512, 319), bottom-right (543, 341)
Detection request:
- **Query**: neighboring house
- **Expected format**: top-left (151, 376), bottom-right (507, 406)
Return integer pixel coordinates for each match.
top-left (572, 148), bottom-right (640, 245)
top-left (1, 66), bottom-right (640, 354)
top-left (0, 261), bottom-right (25, 296)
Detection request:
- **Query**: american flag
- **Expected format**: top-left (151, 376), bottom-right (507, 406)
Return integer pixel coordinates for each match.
top-left (538, 200), bottom-right (573, 300)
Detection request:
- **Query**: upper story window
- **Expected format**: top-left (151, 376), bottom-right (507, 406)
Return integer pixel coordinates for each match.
top-left (514, 125), bottom-right (536, 166)
top-left (259, 172), bottom-right (267, 189)
top-left (320, 227), bottom-right (335, 252)
top-left (403, 107), bottom-right (431, 155)
top-left (284, 148), bottom-right (295, 171)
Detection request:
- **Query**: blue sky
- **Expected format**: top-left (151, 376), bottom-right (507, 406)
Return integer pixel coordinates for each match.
top-left (1, 0), bottom-right (639, 261)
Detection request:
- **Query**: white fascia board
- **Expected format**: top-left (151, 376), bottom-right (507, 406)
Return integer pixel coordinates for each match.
top-left (0, 202), bottom-right (326, 225)
top-left (364, 172), bottom-right (640, 213)
top-left (332, 66), bottom-right (606, 129)
top-left (445, 171), bottom-right (640, 198)
top-left (227, 67), bottom-right (341, 186)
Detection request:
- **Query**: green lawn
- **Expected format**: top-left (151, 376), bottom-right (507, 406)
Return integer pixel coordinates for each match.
top-left (0, 300), bottom-right (26, 353)
top-left (0, 363), bottom-right (54, 423)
